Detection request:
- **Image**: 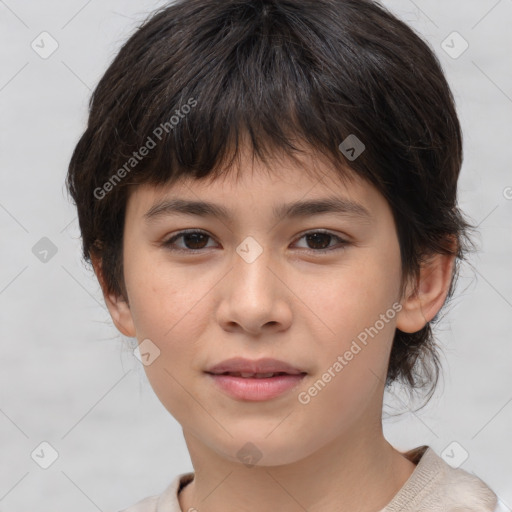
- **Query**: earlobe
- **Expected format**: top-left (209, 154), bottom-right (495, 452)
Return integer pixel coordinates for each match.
top-left (103, 289), bottom-right (137, 338)
top-left (91, 255), bottom-right (136, 338)
top-left (396, 252), bottom-right (456, 334)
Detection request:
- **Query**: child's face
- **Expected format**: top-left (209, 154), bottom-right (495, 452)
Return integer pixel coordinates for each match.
top-left (116, 146), bottom-right (406, 466)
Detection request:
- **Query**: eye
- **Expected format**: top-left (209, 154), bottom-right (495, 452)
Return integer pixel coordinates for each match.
top-left (293, 230), bottom-right (349, 254)
top-left (162, 229), bottom-right (216, 252)
top-left (161, 229), bottom-right (349, 254)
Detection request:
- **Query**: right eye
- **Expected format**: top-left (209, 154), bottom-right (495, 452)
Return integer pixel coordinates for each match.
top-left (162, 230), bottom-right (217, 252)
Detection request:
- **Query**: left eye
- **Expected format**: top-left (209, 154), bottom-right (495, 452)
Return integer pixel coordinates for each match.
top-left (162, 230), bottom-right (348, 253)
top-left (294, 231), bottom-right (348, 253)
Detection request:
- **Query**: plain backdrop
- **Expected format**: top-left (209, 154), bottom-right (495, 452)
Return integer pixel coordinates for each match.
top-left (0, 0), bottom-right (511, 510)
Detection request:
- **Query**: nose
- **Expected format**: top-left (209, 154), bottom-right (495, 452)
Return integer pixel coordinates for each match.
top-left (215, 245), bottom-right (293, 335)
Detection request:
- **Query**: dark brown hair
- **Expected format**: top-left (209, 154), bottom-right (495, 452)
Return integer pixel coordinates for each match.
top-left (66, 0), bottom-right (474, 408)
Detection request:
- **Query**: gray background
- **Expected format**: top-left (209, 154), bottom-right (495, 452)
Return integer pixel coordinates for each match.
top-left (0, 0), bottom-right (511, 510)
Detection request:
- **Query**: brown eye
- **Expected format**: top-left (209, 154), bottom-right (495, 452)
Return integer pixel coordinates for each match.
top-left (162, 229), bottom-right (348, 255)
top-left (294, 231), bottom-right (348, 254)
top-left (163, 230), bottom-right (215, 251)
top-left (304, 232), bottom-right (333, 250)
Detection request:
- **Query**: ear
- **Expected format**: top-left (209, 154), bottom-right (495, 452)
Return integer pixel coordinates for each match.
top-left (91, 254), bottom-right (136, 338)
top-left (396, 250), bottom-right (456, 334)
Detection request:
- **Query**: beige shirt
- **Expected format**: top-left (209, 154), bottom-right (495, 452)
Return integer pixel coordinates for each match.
top-left (118, 445), bottom-right (504, 512)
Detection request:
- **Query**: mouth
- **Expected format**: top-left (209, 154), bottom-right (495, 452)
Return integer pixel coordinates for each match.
top-left (206, 371), bottom-right (305, 378)
top-left (204, 357), bottom-right (308, 401)
top-left (205, 356), bottom-right (307, 376)
top-left (205, 371), bottom-right (307, 401)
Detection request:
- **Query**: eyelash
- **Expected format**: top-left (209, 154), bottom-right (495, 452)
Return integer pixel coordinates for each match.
top-left (162, 229), bottom-right (349, 255)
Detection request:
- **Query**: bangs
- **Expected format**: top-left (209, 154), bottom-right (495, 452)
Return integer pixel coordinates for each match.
top-left (90, 0), bottom-right (389, 194)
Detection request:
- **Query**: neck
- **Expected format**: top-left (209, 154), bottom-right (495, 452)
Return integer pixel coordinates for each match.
top-left (178, 427), bottom-right (416, 512)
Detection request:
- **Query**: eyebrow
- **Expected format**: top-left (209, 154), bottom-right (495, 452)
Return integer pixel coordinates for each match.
top-left (143, 196), bottom-right (371, 223)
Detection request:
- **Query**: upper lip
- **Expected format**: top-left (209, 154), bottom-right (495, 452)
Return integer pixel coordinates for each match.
top-left (206, 357), bottom-right (306, 375)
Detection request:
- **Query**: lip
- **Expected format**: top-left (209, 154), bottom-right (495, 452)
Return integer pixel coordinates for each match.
top-left (205, 357), bottom-right (306, 375)
top-left (205, 357), bottom-right (307, 402)
top-left (206, 373), bottom-right (307, 401)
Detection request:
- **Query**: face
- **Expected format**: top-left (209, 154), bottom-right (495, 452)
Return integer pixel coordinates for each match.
top-left (115, 147), bottom-right (406, 467)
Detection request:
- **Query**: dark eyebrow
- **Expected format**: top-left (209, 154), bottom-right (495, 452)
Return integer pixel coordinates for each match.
top-left (143, 196), bottom-right (371, 223)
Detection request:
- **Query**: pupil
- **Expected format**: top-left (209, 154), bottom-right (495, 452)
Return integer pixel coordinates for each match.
top-left (306, 233), bottom-right (330, 249)
top-left (185, 233), bottom-right (207, 249)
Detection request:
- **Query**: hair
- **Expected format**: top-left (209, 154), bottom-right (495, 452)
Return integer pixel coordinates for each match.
top-left (66, 0), bottom-right (475, 408)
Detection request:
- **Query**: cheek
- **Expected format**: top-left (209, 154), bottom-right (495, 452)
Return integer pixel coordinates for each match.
top-left (295, 277), bottom-right (399, 433)
top-left (298, 240), bottom-right (401, 391)
top-left (124, 248), bottom-right (209, 340)
top-left (123, 254), bottom-right (212, 418)
top-left (299, 250), bottom-right (401, 343)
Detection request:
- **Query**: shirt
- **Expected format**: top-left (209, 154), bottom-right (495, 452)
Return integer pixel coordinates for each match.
top-left (117, 445), bottom-right (506, 512)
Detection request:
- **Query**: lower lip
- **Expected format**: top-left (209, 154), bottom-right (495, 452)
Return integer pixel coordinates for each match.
top-left (206, 373), bottom-right (306, 401)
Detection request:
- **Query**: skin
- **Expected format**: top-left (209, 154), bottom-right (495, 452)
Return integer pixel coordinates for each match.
top-left (94, 144), bottom-right (455, 512)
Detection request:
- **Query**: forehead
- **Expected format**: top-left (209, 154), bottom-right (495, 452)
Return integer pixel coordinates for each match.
top-left (126, 144), bottom-right (381, 219)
